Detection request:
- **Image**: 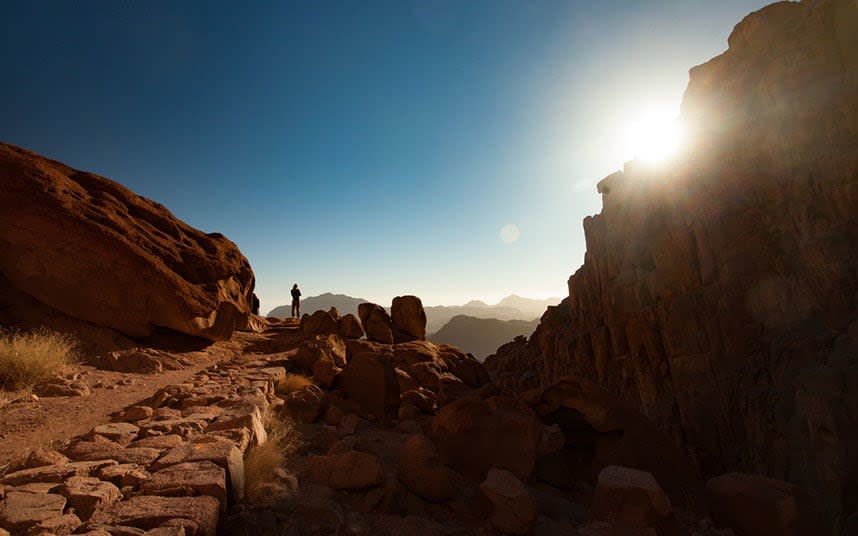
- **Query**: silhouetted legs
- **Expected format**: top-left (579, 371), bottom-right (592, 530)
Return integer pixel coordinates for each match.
top-left (292, 300), bottom-right (300, 318)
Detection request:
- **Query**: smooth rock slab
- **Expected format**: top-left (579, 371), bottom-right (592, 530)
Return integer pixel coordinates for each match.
top-left (88, 495), bottom-right (219, 536)
top-left (0, 491), bottom-right (66, 532)
top-left (140, 461), bottom-right (227, 511)
top-left (26, 512), bottom-right (82, 536)
top-left (0, 460), bottom-right (117, 486)
top-left (93, 423), bottom-right (140, 445)
top-left (479, 467), bottom-right (539, 535)
top-left (60, 476), bottom-right (123, 521)
top-left (152, 439), bottom-right (244, 503)
top-left (592, 466), bottom-right (675, 535)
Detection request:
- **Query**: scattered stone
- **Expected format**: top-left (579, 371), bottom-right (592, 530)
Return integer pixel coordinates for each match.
top-left (88, 495), bottom-right (219, 536)
top-left (479, 467), bottom-right (539, 535)
top-left (0, 491), bottom-right (66, 533)
top-left (152, 439), bottom-right (244, 503)
top-left (706, 473), bottom-right (808, 536)
top-left (25, 512), bottom-right (82, 536)
top-left (128, 435), bottom-right (184, 450)
top-left (391, 295), bottom-right (427, 341)
top-left (119, 406), bottom-right (155, 422)
top-left (205, 405), bottom-right (267, 448)
top-left (59, 476), bottom-right (123, 521)
top-left (0, 460), bottom-right (117, 486)
top-left (358, 303), bottom-right (395, 344)
top-left (24, 448), bottom-right (70, 469)
top-left (397, 434), bottom-right (459, 502)
top-left (338, 314), bottom-right (364, 339)
top-left (93, 423), bottom-right (141, 445)
top-left (339, 352), bottom-right (400, 422)
top-left (140, 461), bottom-right (227, 511)
top-left (283, 384), bottom-right (327, 423)
top-left (429, 395), bottom-right (543, 481)
top-left (307, 450), bottom-right (385, 490)
top-left (301, 310), bottom-right (339, 336)
top-left (592, 466), bottom-right (675, 534)
top-left (98, 464), bottom-right (151, 488)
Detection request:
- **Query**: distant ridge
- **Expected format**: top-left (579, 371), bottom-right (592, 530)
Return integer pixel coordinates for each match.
top-left (267, 293), bottom-right (560, 332)
top-left (429, 315), bottom-right (539, 362)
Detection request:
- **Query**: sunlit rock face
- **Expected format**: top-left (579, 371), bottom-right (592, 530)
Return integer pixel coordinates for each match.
top-left (486, 0), bottom-right (858, 528)
top-left (0, 143), bottom-right (257, 342)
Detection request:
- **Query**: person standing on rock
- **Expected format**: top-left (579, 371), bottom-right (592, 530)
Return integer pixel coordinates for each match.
top-left (291, 284), bottom-right (301, 318)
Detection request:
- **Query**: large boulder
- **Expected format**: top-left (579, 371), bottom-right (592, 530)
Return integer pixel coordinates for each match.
top-left (428, 395), bottom-right (543, 481)
top-left (391, 295), bottom-right (427, 341)
top-left (592, 466), bottom-right (676, 535)
top-left (0, 143), bottom-right (256, 341)
top-left (301, 310), bottom-right (338, 336)
top-left (479, 467), bottom-right (539, 535)
top-left (358, 303), bottom-right (395, 344)
top-left (338, 313), bottom-right (364, 339)
top-left (397, 434), bottom-right (460, 502)
top-left (339, 352), bottom-right (400, 422)
top-left (705, 473), bottom-right (811, 536)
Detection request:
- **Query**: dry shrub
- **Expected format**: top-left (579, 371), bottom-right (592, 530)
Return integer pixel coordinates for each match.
top-left (244, 412), bottom-right (302, 500)
top-left (274, 373), bottom-right (314, 395)
top-left (0, 328), bottom-right (79, 391)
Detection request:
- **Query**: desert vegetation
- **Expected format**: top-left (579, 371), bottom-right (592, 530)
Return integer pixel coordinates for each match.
top-left (274, 372), bottom-right (314, 395)
top-left (243, 411), bottom-right (302, 501)
top-left (0, 328), bottom-right (78, 392)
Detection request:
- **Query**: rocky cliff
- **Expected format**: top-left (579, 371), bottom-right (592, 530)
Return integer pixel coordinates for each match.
top-left (0, 143), bottom-right (258, 344)
top-left (486, 0), bottom-right (858, 528)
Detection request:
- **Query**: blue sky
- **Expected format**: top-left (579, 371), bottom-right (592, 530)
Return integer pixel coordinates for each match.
top-left (1, 0), bottom-right (770, 310)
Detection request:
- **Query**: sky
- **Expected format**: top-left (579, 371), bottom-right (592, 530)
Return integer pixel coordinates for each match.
top-left (1, 0), bottom-right (771, 311)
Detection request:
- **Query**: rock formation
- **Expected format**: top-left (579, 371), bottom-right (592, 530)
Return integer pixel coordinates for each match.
top-left (487, 0), bottom-right (858, 519)
top-left (0, 143), bottom-right (258, 343)
top-left (486, 0), bottom-right (858, 529)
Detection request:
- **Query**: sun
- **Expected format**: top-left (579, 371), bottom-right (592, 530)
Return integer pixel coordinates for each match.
top-left (620, 108), bottom-right (683, 165)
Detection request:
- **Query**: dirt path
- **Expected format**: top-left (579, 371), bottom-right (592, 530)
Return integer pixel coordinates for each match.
top-left (0, 339), bottom-right (245, 470)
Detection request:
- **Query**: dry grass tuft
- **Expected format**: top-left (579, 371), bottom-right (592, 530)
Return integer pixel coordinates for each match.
top-left (274, 373), bottom-right (314, 395)
top-left (0, 328), bottom-right (79, 391)
top-left (244, 412), bottom-right (302, 500)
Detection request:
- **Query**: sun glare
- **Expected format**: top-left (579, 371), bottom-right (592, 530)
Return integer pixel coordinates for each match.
top-left (620, 109), bottom-right (683, 165)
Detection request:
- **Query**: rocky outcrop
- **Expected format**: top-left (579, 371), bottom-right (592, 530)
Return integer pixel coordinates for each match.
top-left (0, 142), bottom-right (257, 342)
top-left (360, 296), bottom-right (428, 344)
top-left (486, 0), bottom-right (858, 529)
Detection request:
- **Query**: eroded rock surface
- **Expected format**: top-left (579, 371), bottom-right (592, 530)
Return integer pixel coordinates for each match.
top-left (0, 142), bottom-right (257, 342)
top-left (486, 0), bottom-right (858, 527)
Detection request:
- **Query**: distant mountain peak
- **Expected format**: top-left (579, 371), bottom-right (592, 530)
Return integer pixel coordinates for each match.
top-left (464, 300), bottom-right (489, 308)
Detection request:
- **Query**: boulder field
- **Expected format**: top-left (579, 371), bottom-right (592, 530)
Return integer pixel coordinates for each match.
top-left (486, 0), bottom-right (858, 531)
top-left (0, 142), bottom-right (260, 344)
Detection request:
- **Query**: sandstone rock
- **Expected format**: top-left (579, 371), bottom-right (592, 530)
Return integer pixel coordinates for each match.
top-left (292, 334), bottom-right (347, 373)
top-left (128, 435), bottom-right (183, 450)
top-left (59, 476), bottom-right (122, 521)
top-left (140, 461), bottom-right (227, 511)
top-left (358, 303), bottom-right (395, 344)
top-left (24, 448), bottom-right (69, 469)
top-left (0, 460), bottom-right (117, 486)
top-left (339, 352), bottom-right (400, 422)
top-left (93, 423), bottom-right (141, 445)
top-left (307, 450), bottom-right (385, 490)
top-left (391, 295), bottom-right (427, 341)
top-left (152, 439), bottom-right (244, 503)
top-left (205, 404), bottom-right (267, 448)
top-left (705, 473), bottom-right (809, 536)
top-left (370, 515), bottom-right (445, 536)
top-left (313, 357), bottom-right (340, 387)
top-left (284, 384), bottom-right (327, 423)
top-left (592, 466), bottom-right (675, 535)
top-left (88, 495), bottom-right (219, 536)
top-left (0, 142), bottom-right (256, 341)
top-left (479, 467), bottom-right (539, 535)
top-left (397, 434), bottom-right (459, 502)
top-left (98, 464), bottom-right (150, 488)
top-left (301, 310), bottom-right (338, 337)
top-left (103, 350), bottom-right (164, 374)
top-left (26, 512), bottom-right (82, 536)
top-left (34, 380), bottom-right (92, 397)
top-left (401, 388), bottom-right (435, 414)
top-left (0, 491), bottom-right (66, 533)
top-left (429, 395), bottom-right (543, 481)
top-left (338, 314), bottom-right (364, 339)
top-left (119, 406), bottom-right (155, 422)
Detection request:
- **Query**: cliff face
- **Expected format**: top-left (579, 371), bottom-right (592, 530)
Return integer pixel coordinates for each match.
top-left (486, 0), bottom-right (858, 526)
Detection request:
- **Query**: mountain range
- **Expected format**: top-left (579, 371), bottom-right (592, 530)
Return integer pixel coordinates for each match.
top-left (267, 292), bottom-right (559, 334)
top-left (429, 315), bottom-right (540, 362)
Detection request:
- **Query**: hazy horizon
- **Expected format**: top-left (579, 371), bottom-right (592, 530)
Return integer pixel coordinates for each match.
top-left (0, 0), bottom-right (771, 312)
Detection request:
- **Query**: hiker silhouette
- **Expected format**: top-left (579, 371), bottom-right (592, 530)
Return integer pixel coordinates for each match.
top-left (291, 284), bottom-right (301, 318)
